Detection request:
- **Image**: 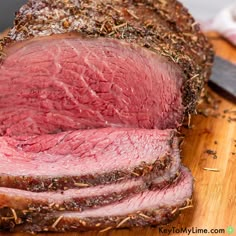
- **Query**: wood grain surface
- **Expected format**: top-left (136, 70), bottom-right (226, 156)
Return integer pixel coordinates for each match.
top-left (0, 32), bottom-right (235, 236)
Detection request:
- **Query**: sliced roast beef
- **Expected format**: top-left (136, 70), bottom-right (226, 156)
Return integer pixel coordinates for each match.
top-left (0, 128), bottom-right (180, 191)
top-left (0, 0), bottom-right (214, 233)
top-left (0, 170), bottom-right (180, 213)
top-left (0, 166), bottom-right (193, 232)
top-left (0, 179), bottom-right (147, 213)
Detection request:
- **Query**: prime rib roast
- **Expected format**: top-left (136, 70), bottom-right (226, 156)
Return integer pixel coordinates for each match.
top-left (0, 0), bottom-right (213, 233)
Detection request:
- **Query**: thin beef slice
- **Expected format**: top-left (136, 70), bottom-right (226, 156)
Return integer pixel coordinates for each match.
top-left (0, 128), bottom-right (180, 191)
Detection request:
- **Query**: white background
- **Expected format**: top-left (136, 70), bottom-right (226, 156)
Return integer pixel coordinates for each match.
top-left (179, 0), bottom-right (236, 20)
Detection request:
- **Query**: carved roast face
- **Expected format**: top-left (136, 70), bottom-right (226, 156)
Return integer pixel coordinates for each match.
top-left (0, 35), bottom-right (184, 136)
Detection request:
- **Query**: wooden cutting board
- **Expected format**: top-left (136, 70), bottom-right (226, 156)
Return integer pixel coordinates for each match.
top-left (1, 33), bottom-right (236, 236)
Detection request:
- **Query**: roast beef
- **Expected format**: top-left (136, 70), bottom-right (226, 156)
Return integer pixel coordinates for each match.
top-left (0, 0), bottom-right (214, 233)
top-left (0, 35), bottom-right (184, 136)
top-left (0, 166), bottom-right (193, 232)
top-left (0, 170), bottom-right (179, 213)
top-left (0, 128), bottom-right (180, 191)
top-left (0, 0), bottom-right (214, 131)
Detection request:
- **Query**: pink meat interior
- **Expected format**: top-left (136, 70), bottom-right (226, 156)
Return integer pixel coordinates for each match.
top-left (56, 166), bottom-right (193, 218)
top-left (0, 128), bottom-right (178, 177)
top-left (0, 34), bottom-right (184, 136)
top-left (0, 177), bottom-right (145, 209)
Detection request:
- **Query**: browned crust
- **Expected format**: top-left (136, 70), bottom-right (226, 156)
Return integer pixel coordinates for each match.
top-left (0, 155), bottom-right (174, 192)
top-left (0, 0), bottom-right (214, 114)
top-left (0, 201), bottom-right (191, 233)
